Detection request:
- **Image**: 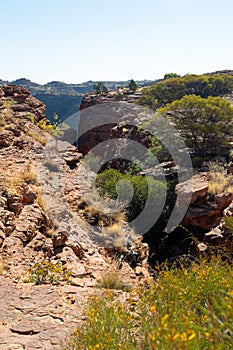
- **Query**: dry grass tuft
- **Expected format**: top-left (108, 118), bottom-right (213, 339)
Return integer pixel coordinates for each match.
top-left (78, 190), bottom-right (138, 250)
top-left (34, 187), bottom-right (46, 212)
top-left (2, 173), bottom-right (22, 196)
top-left (97, 270), bottom-right (132, 291)
top-left (0, 163), bottom-right (38, 195)
top-left (21, 167), bottom-right (38, 185)
top-left (0, 162), bottom-right (46, 212)
top-left (208, 172), bottom-right (233, 195)
top-left (27, 130), bottom-right (47, 145)
top-left (103, 224), bottom-right (137, 252)
top-left (79, 190), bottom-right (126, 227)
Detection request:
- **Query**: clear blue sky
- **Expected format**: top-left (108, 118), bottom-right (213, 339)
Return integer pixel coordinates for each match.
top-left (1, 0), bottom-right (233, 84)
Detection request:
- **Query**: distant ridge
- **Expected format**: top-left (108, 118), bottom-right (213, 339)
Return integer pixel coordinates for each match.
top-left (0, 78), bottom-right (158, 120)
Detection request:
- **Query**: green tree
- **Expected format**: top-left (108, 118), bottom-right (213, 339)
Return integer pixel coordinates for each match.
top-left (159, 95), bottom-right (233, 159)
top-left (128, 79), bottom-right (138, 93)
top-left (164, 73), bottom-right (181, 79)
top-left (93, 82), bottom-right (108, 95)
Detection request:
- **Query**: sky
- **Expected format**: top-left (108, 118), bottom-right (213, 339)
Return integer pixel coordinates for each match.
top-left (1, 0), bottom-right (233, 84)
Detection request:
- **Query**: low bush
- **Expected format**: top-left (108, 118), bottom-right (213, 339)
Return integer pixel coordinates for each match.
top-left (21, 165), bottom-right (38, 185)
top-left (65, 257), bottom-right (233, 349)
top-left (96, 169), bottom-right (166, 223)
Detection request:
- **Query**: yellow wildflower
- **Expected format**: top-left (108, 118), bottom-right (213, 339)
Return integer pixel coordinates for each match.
top-left (172, 333), bottom-right (180, 341)
top-left (181, 332), bottom-right (188, 342)
top-left (150, 305), bottom-right (156, 313)
top-left (188, 333), bottom-right (196, 341)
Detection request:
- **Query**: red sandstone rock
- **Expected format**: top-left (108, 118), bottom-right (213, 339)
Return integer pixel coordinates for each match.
top-left (177, 173), bottom-right (233, 230)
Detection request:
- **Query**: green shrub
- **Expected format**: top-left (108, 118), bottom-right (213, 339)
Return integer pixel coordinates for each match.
top-left (115, 92), bottom-right (124, 101)
top-left (25, 112), bottom-right (35, 123)
top-left (148, 135), bottom-right (172, 163)
top-left (93, 82), bottom-right (108, 95)
top-left (3, 99), bottom-right (17, 110)
top-left (128, 79), bottom-right (137, 93)
top-left (96, 169), bottom-right (166, 222)
top-left (0, 114), bottom-right (6, 127)
top-left (164, 72), bottom-right (181, 79)
top-left (65, 292), bottom-right (137, 350)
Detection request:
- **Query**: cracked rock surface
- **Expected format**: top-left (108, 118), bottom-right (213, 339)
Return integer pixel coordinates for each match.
top-left (0, 275), bottom-right (98, 350)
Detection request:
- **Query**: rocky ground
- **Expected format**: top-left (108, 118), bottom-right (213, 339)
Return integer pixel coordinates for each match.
top-left (0, 275), bottom-right (97, 350)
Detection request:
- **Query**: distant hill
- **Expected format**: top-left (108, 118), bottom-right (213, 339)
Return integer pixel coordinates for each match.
top-left (0, 78), bottom-right (158, 121)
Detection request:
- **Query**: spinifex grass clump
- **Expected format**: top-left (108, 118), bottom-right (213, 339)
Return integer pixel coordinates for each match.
top-left (97, 271), bottom-right (132, 292)
top-left (208, 172), bottom-right (233, 195)
top-left (65, 257), bottom-right (233, 350)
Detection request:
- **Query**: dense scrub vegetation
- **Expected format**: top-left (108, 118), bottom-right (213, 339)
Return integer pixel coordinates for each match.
top-left (138, 74), bottom-right (233, 109)
top-left (65, 257), bottom-right (233, 349)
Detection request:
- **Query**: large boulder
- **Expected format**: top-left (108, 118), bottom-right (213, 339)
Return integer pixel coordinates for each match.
top-left (177, 173), bottom-right (233, 230)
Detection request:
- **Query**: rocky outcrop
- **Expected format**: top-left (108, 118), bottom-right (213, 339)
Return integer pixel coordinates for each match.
top-left (79, 90), bottom-right (233, 264)
top-left (0, 84), bottom-right (46, 120)
top-left (154, 173), bottom-right (233, 263)
top-left (79, 88), bottom-right (143, 110)
top-left (1, 83), bottom-right (232, 348)
top-left (78, 88), bottom-right (148, 155)
top-left (176, 173), bottom-right (233, 230)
